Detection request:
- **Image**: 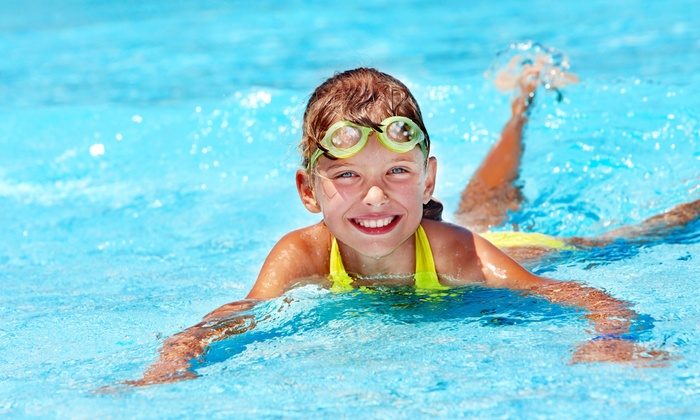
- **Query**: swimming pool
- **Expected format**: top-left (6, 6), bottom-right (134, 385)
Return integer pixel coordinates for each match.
top-left (2, 0), bottom-right (699, 417)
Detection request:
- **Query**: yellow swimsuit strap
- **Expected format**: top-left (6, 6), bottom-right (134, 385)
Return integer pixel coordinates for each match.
top-left (329, 224), bottom-right (447, 291)
top-left (329, 236), bottom-right (354, 292)
top-left (414, 225), bottom-right (448, 290)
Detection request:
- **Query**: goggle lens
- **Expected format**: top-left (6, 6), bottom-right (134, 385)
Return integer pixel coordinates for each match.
top-left (386, 120), bottom-right (421, 144)
top-left (331, 126), bottom-right (362, 149)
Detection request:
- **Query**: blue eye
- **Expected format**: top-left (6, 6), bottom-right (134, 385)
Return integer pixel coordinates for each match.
top-left (389, 167), bottom-right (409, 174)
top-left (335, 171), bottom-right (355, 179)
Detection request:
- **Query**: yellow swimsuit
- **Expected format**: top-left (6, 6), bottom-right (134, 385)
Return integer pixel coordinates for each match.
top-left (328, 228), bottom-right (573, 292)
top-left (479, 231), bottom-right (574, 250)
top-left (329, 224), bottom-right (447, 291)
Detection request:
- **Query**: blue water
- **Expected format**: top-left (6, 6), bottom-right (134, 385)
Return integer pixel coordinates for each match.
top-left (2, 0), bottom-right (700, 417)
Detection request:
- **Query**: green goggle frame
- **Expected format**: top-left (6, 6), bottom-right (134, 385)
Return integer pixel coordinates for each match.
top-left (307, 116), bottom-right (428, 170)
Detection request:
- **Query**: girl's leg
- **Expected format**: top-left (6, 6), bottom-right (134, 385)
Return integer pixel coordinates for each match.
top-left (567, 198), bottom-right (700, 247)
top-left (490, 199), bottom-right (699, 264)
top-left (455, 70), bottom-right (538, 232)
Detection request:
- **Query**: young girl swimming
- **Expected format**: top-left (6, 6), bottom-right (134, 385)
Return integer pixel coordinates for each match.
top-left (128, 66), bottom-right (693, 386)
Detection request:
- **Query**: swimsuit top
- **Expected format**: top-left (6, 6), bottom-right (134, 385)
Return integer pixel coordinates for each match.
top-left (329, 224), bottom-right (447, 291)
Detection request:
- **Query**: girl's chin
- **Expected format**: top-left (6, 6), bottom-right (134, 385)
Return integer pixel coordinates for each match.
top-left (343, 233), bottom-right (418, 260)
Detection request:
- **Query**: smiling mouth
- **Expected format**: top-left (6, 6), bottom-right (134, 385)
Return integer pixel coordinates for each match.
top-left (351, 216), bottom-right (401, 234)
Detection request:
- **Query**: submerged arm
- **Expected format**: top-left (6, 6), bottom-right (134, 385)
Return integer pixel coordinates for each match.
top-left (472, 234), bottom-right (667, 364)
top-left (126, 299), bottom-right (259, 386)
top-left (126, 229), bottom-right (322, 386)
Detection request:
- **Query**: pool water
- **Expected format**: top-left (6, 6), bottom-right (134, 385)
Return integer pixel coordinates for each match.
top-left (2, 0), bottom-right (700, 417)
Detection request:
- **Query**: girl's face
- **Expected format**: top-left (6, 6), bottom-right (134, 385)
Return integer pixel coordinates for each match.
top-left (300, 133), bottom-right (437, 259)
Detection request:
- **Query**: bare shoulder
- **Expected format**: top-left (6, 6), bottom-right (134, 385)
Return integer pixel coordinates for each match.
top-left (421, 218), bottom-right (477, 252)
top-left (246, 222), bottom-right (331, 299)
top-left (428, 222), bottom-right (541, 289)
top-left (264, 222), bottom-right (331, 276)
top-left (421, 219), bottom-right (484, 284)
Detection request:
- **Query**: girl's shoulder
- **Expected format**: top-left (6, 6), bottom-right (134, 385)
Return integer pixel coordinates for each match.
top-left (421, 219), bottom-right (483, 283)
top-left (248, 222), bottom-right (331, 299)
top-left (421, 218), bottom-right (476, 244)
top-left (274, 222), bottom-right (332, 263)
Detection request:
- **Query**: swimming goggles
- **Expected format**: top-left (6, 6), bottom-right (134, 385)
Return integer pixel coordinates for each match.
top-left (307, 116), bottom-right (428, 170)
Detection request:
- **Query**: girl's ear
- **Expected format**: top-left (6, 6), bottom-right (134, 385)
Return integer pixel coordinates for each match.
top-left (423, 157), bottom-right (438, 204)
top-left (296, 169), bottom-right (321, 213)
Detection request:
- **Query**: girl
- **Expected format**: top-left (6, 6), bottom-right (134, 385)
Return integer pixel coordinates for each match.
top-left (128, 67), bottom-right (689, 386)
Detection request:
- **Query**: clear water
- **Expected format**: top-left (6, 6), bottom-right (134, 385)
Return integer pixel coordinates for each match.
top-left (2, 0), bottom-right (700, 417)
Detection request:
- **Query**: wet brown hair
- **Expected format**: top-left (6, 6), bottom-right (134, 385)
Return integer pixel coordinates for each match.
top-left (300, 67), bottom-right (442, 221)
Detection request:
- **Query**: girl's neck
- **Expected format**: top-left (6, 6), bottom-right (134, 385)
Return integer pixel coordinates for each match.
top-left (337, 234), bottom-right (416, 277)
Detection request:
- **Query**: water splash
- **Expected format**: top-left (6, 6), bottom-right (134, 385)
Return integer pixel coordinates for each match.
top-left (485, 41), bottom-right (579, 97)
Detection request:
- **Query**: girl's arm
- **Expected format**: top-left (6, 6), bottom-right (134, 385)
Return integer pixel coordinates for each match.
top-left (127, 229), bottom-right (323, 386)
top-left (472, 233), bottom-right (668, 364)
top-left (126, 300), bottom-right (259, 386)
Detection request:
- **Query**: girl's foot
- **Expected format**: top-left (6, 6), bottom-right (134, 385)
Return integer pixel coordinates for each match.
top-left (493, 51), bottom-right (579, 102)
top-left (511, 67), bottom-right (540, 118)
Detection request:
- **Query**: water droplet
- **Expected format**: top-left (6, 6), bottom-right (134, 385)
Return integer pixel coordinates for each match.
top-left (89, 143), bottom-right (105, 157)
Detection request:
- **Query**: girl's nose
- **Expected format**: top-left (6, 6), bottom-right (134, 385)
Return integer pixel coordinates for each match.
top-left (362, 185), bottom-right (389, 207)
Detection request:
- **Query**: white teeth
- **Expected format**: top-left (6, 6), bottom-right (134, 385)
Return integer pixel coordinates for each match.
top-left (355, 217), bottom-right (394, 228)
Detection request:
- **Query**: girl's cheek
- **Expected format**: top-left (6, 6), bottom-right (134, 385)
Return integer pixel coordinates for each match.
top-left (391, 178), bottom-right (424, 196)
top-left (317, 178), bottom-right (339, 199)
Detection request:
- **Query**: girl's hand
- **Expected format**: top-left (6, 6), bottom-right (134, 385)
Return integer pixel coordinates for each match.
top-left (571, 338), bottom-right (671, 367)
top-left (124, 360), bottom-right (198, 386)
top-left (121, 301), bottom-right (258, 388)
top-left (124, 330), bottom-right (207, 386)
